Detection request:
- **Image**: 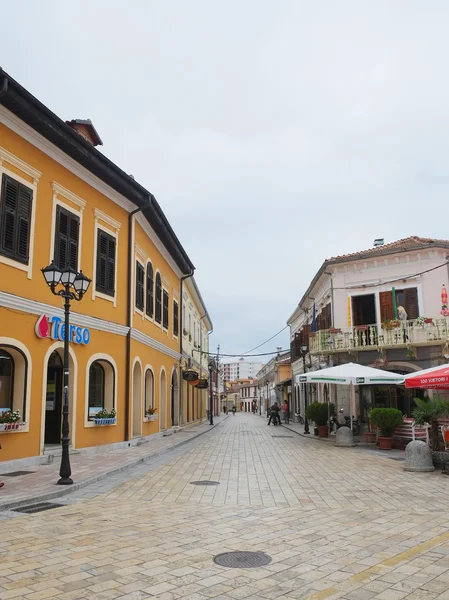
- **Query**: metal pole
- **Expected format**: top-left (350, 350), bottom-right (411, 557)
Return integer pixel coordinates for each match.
top-left (303, 353), bottom-right (310, 434)
top-left (59, 287), bottom-right (73, 484)
top-left (209, 366), bottom-right (214, 425)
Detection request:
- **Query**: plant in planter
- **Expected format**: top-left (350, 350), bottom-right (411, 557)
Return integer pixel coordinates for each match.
top-left (0, 410), bottom-right (23, 431)
top-left (183, 328), bottom-right (188, 336)
top-left (382, 319), bottom-right (400, 330)
top-left (412, 396), bottom-right (449, 454)
top-left (94, 408), bottom-right (117, 425)
top-left (305, 402), bottom-right (334, 438)
top-left (370, 408), bottom-right (403, 449)
top-left (145, 407), bottom-right (157, 421)
top-left (189, 334), bottom-right (192, 342)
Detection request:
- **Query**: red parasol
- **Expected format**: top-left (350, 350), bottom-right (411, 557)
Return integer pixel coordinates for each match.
top-left (442, 284), bottom-right (449, 316)
top-left (404, 364), bottom-right (449, 390)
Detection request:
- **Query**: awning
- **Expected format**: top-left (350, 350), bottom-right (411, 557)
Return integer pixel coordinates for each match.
top-left (404, 364), bottom-right (449, 390)
top-left (301, 363), bottom-right (405, 386)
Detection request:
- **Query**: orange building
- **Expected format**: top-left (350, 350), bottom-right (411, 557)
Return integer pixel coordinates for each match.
top-left (0, 68), bottom-right (209, 464)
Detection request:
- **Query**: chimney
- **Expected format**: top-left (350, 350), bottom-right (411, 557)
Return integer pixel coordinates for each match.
top-left (66, 119), bottom-right (103, 147)
top-left (373, 238), bottom-right (384, 248)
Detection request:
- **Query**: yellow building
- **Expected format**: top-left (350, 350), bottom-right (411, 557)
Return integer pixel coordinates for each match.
top-left (180, 277), bottom-right (212, 425)
top-left (0, 68), bottom-right (208, 463)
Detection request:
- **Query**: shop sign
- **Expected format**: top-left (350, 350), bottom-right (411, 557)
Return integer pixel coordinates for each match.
top-left (35, 314), bottom-right (91, 345)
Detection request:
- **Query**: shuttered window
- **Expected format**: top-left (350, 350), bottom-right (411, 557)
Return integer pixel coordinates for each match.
top-left (163, 290), bottom-right (169, 329)
top-left (54, 205), bottom-right (79, 271)
top-left (155, 273), bottom-right (162, 323)
top-left (146, 262), bottom-right (154, 318)
top-left (96, 230), bottom-right (116, 296)
top-left (0, 174), bottom-right (33, 264)
top-left (173, 300), bottom-right (179, 337)
top-left (380, 288), bottom-right (419, 321)
top-left (135, 262), bottom-right (145, 310)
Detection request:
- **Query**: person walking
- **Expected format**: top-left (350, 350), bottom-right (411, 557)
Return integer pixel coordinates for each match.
top-left (268, 402), bottom-right (280, 425)
top-left (282, 401), bottom-right (289, 424)
top-left (232, 405), bottom-right (236, 415)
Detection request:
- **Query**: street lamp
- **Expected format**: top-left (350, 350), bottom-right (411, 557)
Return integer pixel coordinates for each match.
top-left (266, 381), bottom-right (269, 417)
top-left (41, 261), bottom-right (91, 484)
top-left (300, 344), bottom-right (310, 434)
top-left (208, 358), bottom-right (216, 425)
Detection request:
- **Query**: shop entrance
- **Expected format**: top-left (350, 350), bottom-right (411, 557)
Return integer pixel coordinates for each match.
top-left (45, 351), bottom-right (63, 445)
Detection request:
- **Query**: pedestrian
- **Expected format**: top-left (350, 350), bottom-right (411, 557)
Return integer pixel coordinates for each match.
top-left (282, 401), bottom-right (289, 424)
top-left (232, 405), bottom-right (236, 415)
top-left (267, 402), bottom-right (280, 426)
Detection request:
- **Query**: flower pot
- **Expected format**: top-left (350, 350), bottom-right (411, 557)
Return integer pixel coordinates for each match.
top-left (364, 431), bottom-right (376, 444)
top-left (95, 418), bottom-right (116, 426)
top-left (5, 422), bottom-right (21, 431)
top-left (318, 426), bottom-right (328, 438)
top-left (378, 436), bottom-right (393, 450)
top-left (147, 415), bottom-right (156, 421)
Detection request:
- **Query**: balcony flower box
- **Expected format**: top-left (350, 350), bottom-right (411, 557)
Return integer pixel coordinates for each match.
top-left (0, 422), bottom-right (25, 432)
top-left (382, 319), bottom-right (400, 330)
top-left (94, 417), bottom-right (116, 425)
top-left (144, 414), bottom-right (157, 422)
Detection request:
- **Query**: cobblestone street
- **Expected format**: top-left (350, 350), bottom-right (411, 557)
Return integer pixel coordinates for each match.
top-left (2, 414), bottom-right (449, 600)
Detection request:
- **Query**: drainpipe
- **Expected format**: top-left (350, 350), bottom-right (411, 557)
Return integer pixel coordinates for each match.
top-left (125, 201), bottom-right (150, 442)
top-left (0, 75), bottom-right (8, 98)
top-left (179, 272), bottom-right (194, 425)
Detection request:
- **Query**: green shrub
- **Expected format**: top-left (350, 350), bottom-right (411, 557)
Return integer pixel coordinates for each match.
top-left (370, 408), bottom-right (403, 437)
top-left (305, 402), bottom-right (334, 426)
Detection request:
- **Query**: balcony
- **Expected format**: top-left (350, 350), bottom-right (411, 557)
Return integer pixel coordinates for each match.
top-left (309, 318), bottom-right (449, 355)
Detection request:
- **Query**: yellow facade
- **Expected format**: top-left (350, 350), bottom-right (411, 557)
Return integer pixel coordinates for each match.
top-left (0, 70), bottom-right (205, 462)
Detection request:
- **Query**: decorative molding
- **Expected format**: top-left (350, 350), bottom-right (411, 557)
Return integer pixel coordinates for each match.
top-left (0, 146), bottom-right (41, 184)
top-left (51, 181), bottom-right (86, 213)
top-left (131, 328), bottom-right (180, 360)
top-left (162, 275), bottom-right (170, 288)
top-left (0, 291), bottom-right (128, 337)
top-left (135, 243), bottom-right (147, 262)
top-left (135, 212), bottom-right (182, 279)
top-left (94, 208), bottom-right (121, 232)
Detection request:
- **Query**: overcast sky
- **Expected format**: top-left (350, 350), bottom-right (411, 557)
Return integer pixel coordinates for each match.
top-left (1, 1), bottom-right (448, 357)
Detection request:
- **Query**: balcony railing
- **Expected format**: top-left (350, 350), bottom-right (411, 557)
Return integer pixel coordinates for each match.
top-left (309, 319), bottom-right (449, 355)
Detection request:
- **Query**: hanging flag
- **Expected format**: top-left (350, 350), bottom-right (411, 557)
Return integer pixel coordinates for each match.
top-left (311, 303), bottom-right (317, 332)
top-left (392, 287), bottom-right (398, 319)
top-left (441, 284), bottom-right (449, 316)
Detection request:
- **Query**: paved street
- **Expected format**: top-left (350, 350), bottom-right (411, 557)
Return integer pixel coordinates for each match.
top-left (1, 414), bottom-right (449, 600)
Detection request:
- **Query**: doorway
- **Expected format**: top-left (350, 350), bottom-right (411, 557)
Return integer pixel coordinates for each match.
top-left (160, 369), bottom-right (167, 430)
top-left (45, 351), bottom-right (63, 445)
top-left (132, 360), bottom-right (142, 437)
top-left (352, 294), bottom-right (376, 326)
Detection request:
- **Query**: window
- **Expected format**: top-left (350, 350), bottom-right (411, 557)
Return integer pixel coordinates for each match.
top-left (135, 262), bottom-right (144, 310)
top-left (88, 359), bottom-right (115, 419)
top-left (163, 290), bottom-right (169, 329)
top-left (96, 230), bottom-right (116, 296)
top-left (182, 303), bottom-right (186, 334)
top-left (155, 273), bottom-right (162, 323)
top-left (380, 288), bottom-right (419, 321)
top-left (146, 262), bottom-right (154, 318)
top-left (173, 300), bottom-right (179, 337)
top-left (0, 350), bottom-right (13, 410)
top-left (193, 320), bottom-right (196, 345)
top-left (54, 205), bottom-right (79, 271)
top-left (0, 174), bottom-right (32, 264)
top-left (145, 369), bottom-right (154, 410)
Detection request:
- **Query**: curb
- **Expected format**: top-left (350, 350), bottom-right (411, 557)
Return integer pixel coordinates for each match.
top-left (0, 416), bottom-right (228, 512)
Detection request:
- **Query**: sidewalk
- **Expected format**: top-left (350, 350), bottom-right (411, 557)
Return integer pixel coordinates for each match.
top-left (0, 415), bottom-right (228, 511)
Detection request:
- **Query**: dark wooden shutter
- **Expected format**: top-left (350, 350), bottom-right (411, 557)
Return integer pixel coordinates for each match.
top-left (155, 273), bottom-right (162, 323)
top-left (379, 291), bottom-right (393, 322)
top-left (163, 290), bottom-right (169, 329)
top-left (173, 300), bottom-right (179, 336)
top-left (135, 262), bottom-right (144, 310)
top-left (96, 230), bottom-right (116, 296)
top-left (55, 205), bottom-right (79, 271)
top-left (146, 263), bottom-right (154, 318)
top-left (0, 174), bottom-right (32, 263)
top-left (404, 288), bottom-right (419, 320)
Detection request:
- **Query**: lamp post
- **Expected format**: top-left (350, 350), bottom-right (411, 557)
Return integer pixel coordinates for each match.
top-left (300, 344), bottom-right (310, 434)
top-left (266, 381), bottom-right (269, 417)
top-left (41, 261), bottom-right (91, 484)
top-left (208, 358), bottom-right (215, 425)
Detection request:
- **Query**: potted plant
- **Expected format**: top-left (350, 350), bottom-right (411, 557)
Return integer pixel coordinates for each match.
top-left (0, 410), bottom-right (23, 431)
top-left (189, 334), bottom-right (192, 342)
top-left (94, 408), bottom-right (116, 425)
top-left (183, 328), bottom-right (188, 336)
top-left (370, 408), bottom-right (403, 449)
top-left (412, 396), bottom-right (449, 466)
top-left (382, 319), bottom-right (400, 330)
top-left (305, 402), bottom-right (334, 438)
top-left (145, 407), bottom-right (157, 421)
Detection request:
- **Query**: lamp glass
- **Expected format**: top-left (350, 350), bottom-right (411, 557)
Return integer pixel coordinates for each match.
top-left (73, 270), bottom-right (91, 295)
top-left (60, 268), bottom-right (77, 286)
top-left (300, 344), bottom-right (308, 353)
top-left (41, 262), bottom-right (62, 287)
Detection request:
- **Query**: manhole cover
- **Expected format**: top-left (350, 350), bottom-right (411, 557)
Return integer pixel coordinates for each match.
top-left (272, 435), bottom-right (293, 438)
top-left (214, 551), bottom-right (272, 568)
top-left (1, 471), bottom-right (35, 477)
top-left (190, 481), bottom-right (220, 486)
top-left (13, 502), bottom-right (65, 514)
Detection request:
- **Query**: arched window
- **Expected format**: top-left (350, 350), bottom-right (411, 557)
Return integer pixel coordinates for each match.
top-left (88, 360), bottom-right (115, 419)
top-left (146, 262), bottom-right (154, 318)
top-left (145, 369), bottom-right (154, 410)
top-left (155, 272), bottom-right (162, 323)
top-left (0, 350), bottom-right (14, 410)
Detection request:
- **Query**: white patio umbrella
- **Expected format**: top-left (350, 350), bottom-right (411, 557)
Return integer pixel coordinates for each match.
top-left (300, 363), bottom-right (405, 428)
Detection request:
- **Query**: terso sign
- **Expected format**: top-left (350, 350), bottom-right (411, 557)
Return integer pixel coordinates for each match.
top-left (35, 314), bottom-right (91, 345)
